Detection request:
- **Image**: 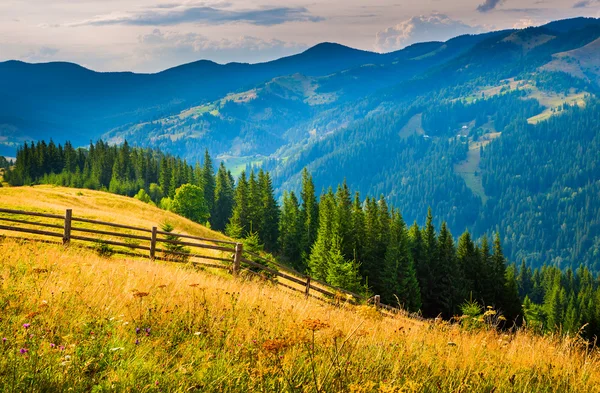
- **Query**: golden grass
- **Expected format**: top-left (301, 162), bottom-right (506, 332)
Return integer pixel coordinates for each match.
top-left (1, 238), bottom-right (599, 392)
top-left (0, 185), bottom-right (231, 243)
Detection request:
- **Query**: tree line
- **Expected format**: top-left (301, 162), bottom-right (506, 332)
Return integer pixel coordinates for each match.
top-left (8, 138), bottom-right (600, 338)
top-left (6, 140), bottom-right (523, 323)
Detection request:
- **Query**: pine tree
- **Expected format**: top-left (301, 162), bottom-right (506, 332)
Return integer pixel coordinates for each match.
top-left (300, 169), bottom-right (319, 264)
top-left (226, 171), bottom-right (249, 239)
top-left (258, 170), bottom-right (279, 251)
top-left (381, 210), bottom-right (401, 304)
top-left (435, 222), bottom-right (460, 317)
top-left (419, 208), bottom-right (438, 317)
top-left (362, 197), bottom-right (382, 293)
top-left (491, 233), bottom-right (509, 309)
top-left (545, 282), bottom-right (566, 332)
top-left (213, 162), bottom-right (234, 231)
top-left (201, 149), bottom-right (216, 220)
top-left (333, 181), bottom-right (353, 259)
top-left (279, 191), bottom-right (303, 270)
top-left (350, 192), bottom-right (365, 262)
top-left (517, 259), bottom-right (533, 298)
top-left (308, 189), bottom-right (335, 281)
top-left (326, 235), bottom-right (363, 293)
top-left (247, 171), bottom-right (260, 234)
top-left (479, 235), bottom-right (494, 305)
top-left (563, 293), bottom-right (580, 335)
top-left (457, 230), bottom-right (480, 301)
top-left (504, 263), bottom-right (524, 324)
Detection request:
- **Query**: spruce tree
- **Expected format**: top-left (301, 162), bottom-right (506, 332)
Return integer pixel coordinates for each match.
top-left (326, 235), bottom-right (362, 293)
top-left (362, 197), bottom-right (382, 293)
top-left (201, 149), bottom-right (216, 220)
top-left (279, 191), bottom-right (303, 270)
top-left (226, 171), bottom-right (249, 239)
top-left (457, 230), bottom-right (479, 301)
top-left (258, 170), bottom-right (279, 251)
top-left (308, 189), bottom-right (335, 281)
top-left (504, 263), bottom-right (524, 324)
top-left (333, 181), bottom-right (353, 259)
top-left (436, 222), bottom-right (460, 317)
top-left (247, 171), bottom-right (260, 234)
top-left (300, 169), bottom-right (319, 264)
top-left (419, 209), bottom-right (438, 317)
top-left (213, 162), bottom-right (234, 231)
top-left (491, 233), bottom-right (509, 309)
top-left (350, 192), bottom-right (365, 263)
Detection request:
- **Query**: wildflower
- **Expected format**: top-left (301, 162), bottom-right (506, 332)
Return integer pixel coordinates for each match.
top-left (135, 328), bottom-right (140, 334)
top-left (145, 328), bottom-right (151, 336)
top-left (133, 291), bottom-right (149, 298)
top-left (23, 323), bottom-right (30, 329)
top-left (59, 346), bottom-right (65, 351)
top-left (64, 355), bottom-right (71, 361)
top-left (135, 339), bottom-right (139, 345)
top-left (302, 319), bottom-right (330, 332)
top-left (2, 338), bottom-right (6, 343)
top-left (50, 343), bottom-right (56, 348)
top-left (262, 339), bottom-right (289, 353)
top-left (20, 348), bottom-right (28, 354)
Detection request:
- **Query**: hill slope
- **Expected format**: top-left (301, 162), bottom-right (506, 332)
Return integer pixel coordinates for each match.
top-left (0, 185), bottom-right (231, 243)
top-left (1, 228), bottom-right (599, 391)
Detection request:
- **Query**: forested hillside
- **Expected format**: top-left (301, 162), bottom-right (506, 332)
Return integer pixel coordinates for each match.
top-left (2, 17), bottom-right (600, 273)
top-left (7, 138), bottom-right (600, 342)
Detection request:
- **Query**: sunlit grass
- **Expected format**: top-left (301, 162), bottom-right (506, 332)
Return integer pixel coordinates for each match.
top-left (1, 237), bottom-right (599, 392)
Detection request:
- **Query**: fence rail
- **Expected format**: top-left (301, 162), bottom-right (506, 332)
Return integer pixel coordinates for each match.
top-left (0, 207), bottom-right (399, 314)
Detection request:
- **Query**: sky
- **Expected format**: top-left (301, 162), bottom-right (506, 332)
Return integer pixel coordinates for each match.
top-left (1, 0), bottom-right (599, 73)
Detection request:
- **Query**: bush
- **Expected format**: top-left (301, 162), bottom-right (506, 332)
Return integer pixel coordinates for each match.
top-left (170, 184), bottom-right (210, 224)
top-left (160, 222), bottom-right (190, 262)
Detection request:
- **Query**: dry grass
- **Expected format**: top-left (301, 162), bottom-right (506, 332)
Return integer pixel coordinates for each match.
top-left (0, 185), bottom-right (232, 242)
top-left (1, 237), bottom-right (599, 392)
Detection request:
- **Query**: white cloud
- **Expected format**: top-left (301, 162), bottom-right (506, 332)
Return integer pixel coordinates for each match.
top-left (375, 13), bottom-right (484, 52)
top-left (512, 18), bottom-right (536, 28)
top-left (20, 46), bottom-right (60, 62)
top-left (135, 29), bottom-right (308, 69)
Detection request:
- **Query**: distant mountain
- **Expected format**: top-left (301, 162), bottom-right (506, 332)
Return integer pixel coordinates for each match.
top-left (0, 42), bottom-right (382, 155)
top-left (2, 17), bottom-right (600, 270)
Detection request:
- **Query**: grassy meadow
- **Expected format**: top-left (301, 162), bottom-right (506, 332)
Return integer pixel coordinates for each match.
top-left (0, 187), bottom-right (600, 392)
top-left (0, 239), bottom-right (599, 392)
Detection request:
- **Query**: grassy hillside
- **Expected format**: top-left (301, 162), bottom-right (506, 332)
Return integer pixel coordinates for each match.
top-left (0, 185), bottom-right (231, 243)
top-left (0, 190), bottom-right (599, 392)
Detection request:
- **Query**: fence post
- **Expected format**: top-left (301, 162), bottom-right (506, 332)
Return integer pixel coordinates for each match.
top-left (305, 276), bottom-right (311, 298)
top-left (233, 243), bottom-right (243, 275)
top-left (63, 209), bottom-right (72, 245)
top-left (374, 295), bottom-right (381, 310)
top-left (150, 226), bottom-right (157, 260)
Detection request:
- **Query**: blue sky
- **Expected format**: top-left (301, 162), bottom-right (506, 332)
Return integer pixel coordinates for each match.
top-left (1, 0), bottom-right (599, 72)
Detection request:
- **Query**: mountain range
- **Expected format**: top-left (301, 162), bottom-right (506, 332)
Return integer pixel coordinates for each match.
top-left (2, 17), bottom-right (600, 270)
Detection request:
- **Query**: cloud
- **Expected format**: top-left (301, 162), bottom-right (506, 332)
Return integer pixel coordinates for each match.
top-left (375, 13), bottom-right (483, 52)
top-left (135, 29), bottom-right (308, 68)
top-left (573, 0), bottom-right (599, 8)
top-left (477, 0), bottom-right (505, 12)
top-left (20, 46), bottom-right (60, 62)
top-left (68, 4), bottom-right (324, 27)
top-left (512, 19), bottom-right (536, 29)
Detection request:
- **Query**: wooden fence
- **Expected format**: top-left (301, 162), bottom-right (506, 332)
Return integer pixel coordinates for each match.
top-left (0, 207), bottom-right (399, 314)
